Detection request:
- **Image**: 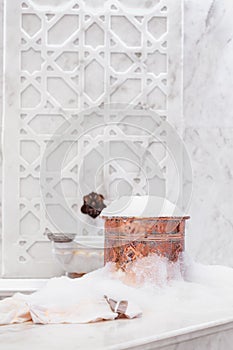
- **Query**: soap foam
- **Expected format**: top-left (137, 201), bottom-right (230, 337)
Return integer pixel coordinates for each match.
top-left (2, 253), bottom-right (233, 327)
top-left (101, 195), bottom-right (184, 218)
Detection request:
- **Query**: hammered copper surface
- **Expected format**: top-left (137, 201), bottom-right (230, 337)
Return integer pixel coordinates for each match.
top-left (104, 216), bottom-right (190, 270)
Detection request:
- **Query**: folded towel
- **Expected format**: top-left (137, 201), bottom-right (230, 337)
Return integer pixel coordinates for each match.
top-left (0, 294), bottom-right (31, 325)
top-left (0, 273), bottom-right (142, 325)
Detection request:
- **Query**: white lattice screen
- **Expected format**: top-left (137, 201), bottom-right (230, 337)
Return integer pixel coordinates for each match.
top-left (3, 0), bottom-right (183, 277)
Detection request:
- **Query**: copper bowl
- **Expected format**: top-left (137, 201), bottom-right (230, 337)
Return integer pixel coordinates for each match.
top-left (102, 216), bottom-right (190, 271)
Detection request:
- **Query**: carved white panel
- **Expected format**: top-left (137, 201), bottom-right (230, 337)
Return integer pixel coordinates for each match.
top-left (3, 0), bottom-right (183, 277)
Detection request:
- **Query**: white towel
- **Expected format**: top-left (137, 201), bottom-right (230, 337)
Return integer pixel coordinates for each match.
top-left (0, 272), bottom-right (142, 325)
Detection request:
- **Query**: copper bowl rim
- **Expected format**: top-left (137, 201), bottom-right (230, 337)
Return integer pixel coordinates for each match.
top-left (101, 216), bottom-right (190, 221)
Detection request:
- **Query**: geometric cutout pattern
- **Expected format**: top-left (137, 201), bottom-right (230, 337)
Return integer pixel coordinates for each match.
top-left (3, 0), bottom-right (183, 277)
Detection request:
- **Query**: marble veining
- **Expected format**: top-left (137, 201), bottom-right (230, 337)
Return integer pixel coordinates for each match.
top-left (184, 0), bottom-right (233, 267)
top-left (184, 0), bottom-right (233, 128)
top-left (1, 317), bottom-right (233, 350)
top-left (185, 128), bottom-right (233, 267)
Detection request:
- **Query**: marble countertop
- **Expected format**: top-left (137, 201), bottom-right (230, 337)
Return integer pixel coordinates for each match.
top-left (0, 279), bottom-right (48, 298)
top-left (1, 314), bottom-right (233, 350)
